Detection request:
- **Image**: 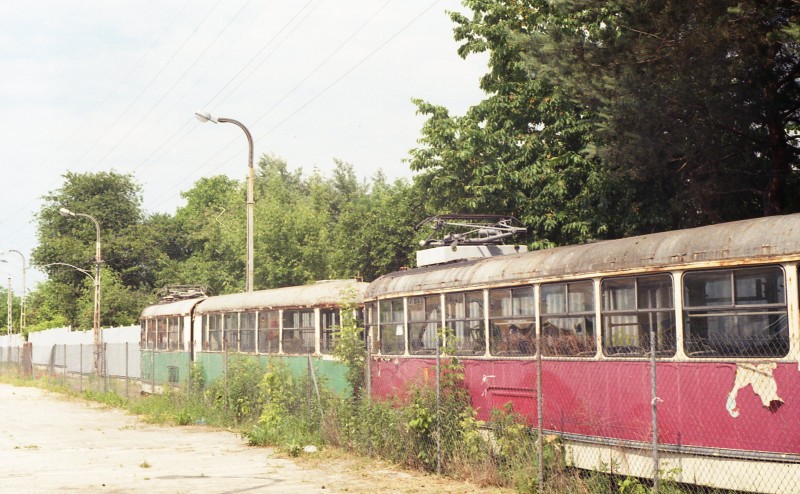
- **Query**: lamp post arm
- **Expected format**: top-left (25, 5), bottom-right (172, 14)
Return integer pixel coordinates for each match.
top-left (41, 262), bottom-right (96, 282)
top-left (217, 117), bottom-right (254, 170)
top-left (217, 117), bottom-right (255, 292)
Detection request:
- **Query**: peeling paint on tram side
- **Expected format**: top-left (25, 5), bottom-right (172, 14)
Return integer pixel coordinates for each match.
top-left (726, 362), bottom-right (783, 418)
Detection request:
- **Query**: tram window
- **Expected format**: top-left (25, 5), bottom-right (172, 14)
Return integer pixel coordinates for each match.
top-left (365, 303), bottom-right (378, 354)
top-left (379, 299), bottom-right (405, 355)
top-left (167, 317), bottom-right (181, 351)
top-left (207, 314), bottom-right (222, 351)
top-left (157, 317), bottom-right (167, 350)
top-left (408, 295), bottom-right (440, 355)
top-left (223, 313), bottom-right (238, 351)
top-left (601, 275), bottom-right (676, 357)
top-left (320, 309), bottom-right (340, 354)
top-left (282, 310), bottom-right (314, 354)
top-left (446, 291), bottom-right (485, 355)
top-left (144, 319), bottom-right (152, 349)
top-left (489, 286), bottom-right (535, 356)
top-left (683, 266), bottom-right (788, 358)
top-left (257, 311), bottom-right (279, 354)
top-left (541, 281), bottom-right (596, 356)
top-left (240, 311), bottom-right (256, 353)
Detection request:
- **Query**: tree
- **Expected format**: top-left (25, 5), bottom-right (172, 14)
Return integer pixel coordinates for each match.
top-left (517, 0), bottom-right (800, 226)
top-left (165, 175), bottom-right (243, 294)
top-left (409, 1), bottom-right (615, 247)
top-left (331, 174), bottom-right (424, 281)
top-left (410, 0), bottom-right (799, 244)
top-left (31, 171), bottom-right (151, 329)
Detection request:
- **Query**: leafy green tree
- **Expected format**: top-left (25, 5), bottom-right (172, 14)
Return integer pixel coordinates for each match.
top-left (31, 171), bottom-right (152, 329)
top-left (409, 1), bottom-right (614, 246)
top-left (163, 175), bottom-right (243, 294)
top-left (253, 155), bottom-right (334, 288)
top-left (517, 0), bottom-right (800, 226)
top-left (411, 0), bottom-right (799, 243)
top-left (74, 268), bottom-right (149, 328)
top-left (22, 281), bottom-right (69, 332)
top-left (331, 174), bottom-right (423, 280)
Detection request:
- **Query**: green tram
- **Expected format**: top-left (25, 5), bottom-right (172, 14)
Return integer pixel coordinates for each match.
top-left (139, 279), bottom-right (368, 394)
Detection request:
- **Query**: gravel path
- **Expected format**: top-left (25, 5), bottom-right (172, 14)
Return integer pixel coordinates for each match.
top-left (0, 384), bottom-right (508, 494)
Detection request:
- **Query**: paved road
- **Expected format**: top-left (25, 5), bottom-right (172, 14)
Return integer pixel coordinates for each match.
top-left (0, 384), bottom-right (507, 494)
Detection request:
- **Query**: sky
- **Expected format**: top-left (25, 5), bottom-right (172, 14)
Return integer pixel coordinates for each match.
top-left (0, 0), bottom-right (489, 292)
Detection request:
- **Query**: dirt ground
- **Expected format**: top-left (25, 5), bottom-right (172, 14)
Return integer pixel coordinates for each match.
top-left (0, 384), bottom-right (511, 494)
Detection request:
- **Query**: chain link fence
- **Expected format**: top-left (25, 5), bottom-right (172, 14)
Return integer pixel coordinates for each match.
top-left (372, 332), bottom-right (800, 494)
top-left (0, 341), bottom-right (141, 399)
top-left (2, 331), bottom-right (798, 493)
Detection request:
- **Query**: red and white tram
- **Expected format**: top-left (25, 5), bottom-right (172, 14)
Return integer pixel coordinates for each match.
top-left (364, 213), bottom-right (800, 493)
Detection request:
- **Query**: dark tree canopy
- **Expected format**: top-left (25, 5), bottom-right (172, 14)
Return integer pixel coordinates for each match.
top-left (410, 0), bottom-right (800, 244)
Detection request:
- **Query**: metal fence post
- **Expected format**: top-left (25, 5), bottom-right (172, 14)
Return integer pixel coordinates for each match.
top-left (435, 328), bottom-right (442, 476)
top-left (365, 329), bottom-right (372, 400)
top-left (537, 331), bottom-right (544, 492)
top-left (63, 344), bottom-right (67, 386)
top-left (651, 324), bottom-right (659, 493)
top-left (79, 343), bottom-right (83, 393)
top-left (103, 343), bottom-right (108, 393)
top-left (125, 342), bottom-right (129, 398)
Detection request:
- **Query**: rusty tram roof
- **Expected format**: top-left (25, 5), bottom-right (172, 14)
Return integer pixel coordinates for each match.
top-left (194, 279), bottom-right (368, 314)
top-left (365, 213), bottom-right (800, 299)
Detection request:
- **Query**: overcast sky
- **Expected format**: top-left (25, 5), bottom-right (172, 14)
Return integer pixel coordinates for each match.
top-left (0, 0), bottom-right (489, 291)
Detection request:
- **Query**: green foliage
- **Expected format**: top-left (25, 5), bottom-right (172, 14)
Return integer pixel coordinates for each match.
top-left (31, 171), bottom-right (155, 329)
top-left (247, 358), bottom-right (327, 450)
top-left (412, 0), bottom-right (800, 247)
top-left (409, 2), bottom-right (612, 247)
top-left (330, 174), bottom-right (423, 279)
top-left (331, 299), bottom-right (365, 396)
top-left (207, 355), bottom-right (264, 425)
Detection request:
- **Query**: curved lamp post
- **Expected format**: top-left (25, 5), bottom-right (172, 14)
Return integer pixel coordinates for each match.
top-left (194, 111), bottom-right (255, 292)
top-left (59, 207), bottom-right (103, 374)
top-left (1, 250), bottom-right (26, 332)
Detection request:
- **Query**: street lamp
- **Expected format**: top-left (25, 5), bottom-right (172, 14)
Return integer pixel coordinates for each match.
top-left (0, 266), bottom-right (11, 336)
top-left (59, 207), bottom-right (103, 374)
top-left (6, 275), bottom-right (11, 337)
top-left (1, 250), bottom-right (26, 332)
top-left (194, 110), bottom-right (255, 292)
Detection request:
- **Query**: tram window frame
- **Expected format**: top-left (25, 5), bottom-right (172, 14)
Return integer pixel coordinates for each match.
top-left (683, 266), bottom-right (789, 358)
top-left (240, 311), bottom-right (256, 353)
top-left (379, 299), bottom-right (405, 355)
top-left (257, 310), bottom-right (279, 354)
top-left (540, 280), bottom-right (596, 357)
top-left (282, 310), bottom-right (315, 354)
top-left (156, 317), bottom-right (167, 350)
top-left (223, 313), bottom-right (238, 351)
top-left (320, 308), bottom-right (340, 355)
top-left (207, 314), bottom-right (222, 351)
top-left (446, 291), bottom-right (485, 356)
top-left (365, 303), bottom-right (377, 354)
top-left (489, 286), bottom-right (535, 356)
top-left (601, 274), bottom-right (676, 358)
top-left (408, 295), bottom-right (441, 355)
top-left (167, 316), bottom-right (182, 351)
top-left (145, 319), bottom-right (156, 349)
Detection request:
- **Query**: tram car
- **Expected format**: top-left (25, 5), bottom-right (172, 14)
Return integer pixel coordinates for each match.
top-left (139, 279), bottom-right (368, 394)
top-left (364, 213), bottom-right (800, 493)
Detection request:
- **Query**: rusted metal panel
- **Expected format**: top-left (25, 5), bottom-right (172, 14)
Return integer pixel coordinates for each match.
top-left (366, 213), bottom-right (800, 299)
top-left (195, 279), bottom-right (368, 314)
top-left (370, 358), bottom-right (800, 456)
top-left (140, 298), bottom-right (205, 318)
